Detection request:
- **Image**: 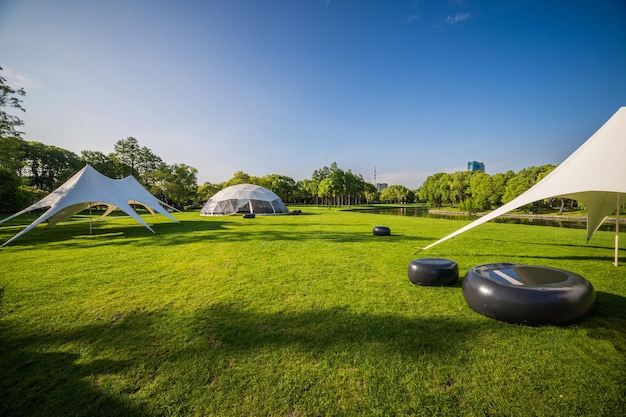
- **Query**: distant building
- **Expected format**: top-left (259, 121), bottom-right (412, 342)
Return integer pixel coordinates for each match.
top-left (376, 183), bottom-right (388, 192)
top-left (467, 161), bottom-right (485, 172)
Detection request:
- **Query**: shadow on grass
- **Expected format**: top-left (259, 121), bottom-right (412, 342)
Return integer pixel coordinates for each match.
top-left (442, 236), bottom-right (619, 263)
top-left (0, 218), bottom-right (224, 250)
top-left (1, 217), bottom-right (414, 251)
top-left (193, 302), bottom-right (477, 359)
top-left (582, 291), bottom-right (626, 355)
top-left (0, 309), bottom-right (157, 417)
top-left (0, 301), bottom-right (477, 416)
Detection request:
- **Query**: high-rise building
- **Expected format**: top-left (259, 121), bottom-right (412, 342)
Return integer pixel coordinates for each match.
top-left (467, 161), bottom-right (485, 172)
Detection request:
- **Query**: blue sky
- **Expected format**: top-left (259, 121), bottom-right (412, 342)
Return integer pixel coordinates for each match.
top-left (1, 0), bottom-right (625, 188)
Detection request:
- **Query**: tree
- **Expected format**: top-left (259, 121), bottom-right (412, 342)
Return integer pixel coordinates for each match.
top-left (296, 179), bottom-right (317, 204)
top-left (317, 177), bottom-right (337, 206)
top-left (502, 165), bottom-right (555, 206)
top-left (0, 67), bottom-right (27, 203)
top-left (449, 171), bottom-right (473, 206)
top-left (226, 171), bottom-right (253, 186)
top-left (344, 170), bottom-right (367, 206)
top-left (136, 146), bottom-right (165, 185)
top-left (0, 167), bottom-right (25, 212)
top-left (151, 163), bottom-right (198, 209)
top-left (380, 185), bottom-right (413, 204)
top-left (114, 137), bottom-right (140, 177)
top-left (328, 164), bottom-right (345, 206)
top-left (469, 171), bottom-right (493, 211)
top-left (418, 172), bottom-right (451, 208)
top-left (21, 141), bottom-right (81, 190)
top-left (80, 150), bottom-right (120, 178)
top-left (197, 182), bottom-right (224, 206)
top-left (363, 182), bottom-right (379, 204)
top-left (490, 172), bottom-right (512, 207)
top-left (0, 66), bottom-right (26, 141)
top-left (0, 137), bottom-right (26, 174)
top-left (261, 174), bottom-right (297, 203)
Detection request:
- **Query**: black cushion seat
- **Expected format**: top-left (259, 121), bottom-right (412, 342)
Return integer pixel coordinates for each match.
top-left (373, 226), bottom-right (391, 236)
top-left (462, 263), bottom-right (595, 325)
top-left (408, 258), bottom-right (459, 286)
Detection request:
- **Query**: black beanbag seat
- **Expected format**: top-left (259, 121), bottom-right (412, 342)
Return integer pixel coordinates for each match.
top-left (408, 258), bottom-right (459, 286)
top-left (462, 263), bottom-right (595, 325)
top-left (373, 226), bottom-right (390, 236)
top-left (242, 213), bottom-right (255, 218)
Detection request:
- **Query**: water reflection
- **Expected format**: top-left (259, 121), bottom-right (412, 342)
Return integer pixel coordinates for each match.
top-left (357, 206), bottom-right (618, 232)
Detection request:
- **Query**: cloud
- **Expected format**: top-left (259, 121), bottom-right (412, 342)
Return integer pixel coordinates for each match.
top-left (2, 66), bottom-right (32, 88)
top-left (405, 13), bottom-right (420, 24)
top-left (446, 12), bottom-right (471, 25)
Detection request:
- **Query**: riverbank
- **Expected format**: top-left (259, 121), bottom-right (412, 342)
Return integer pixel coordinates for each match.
top-left (427, 209), bottom-right (625, 223)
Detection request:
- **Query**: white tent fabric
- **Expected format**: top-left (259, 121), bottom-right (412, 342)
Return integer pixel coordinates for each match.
top-left (0, 165), bottom-right (179, 247)
top-left (200, 184), bottom-right (288, 215)
top-left (421, 107), bottom-right (626, 265)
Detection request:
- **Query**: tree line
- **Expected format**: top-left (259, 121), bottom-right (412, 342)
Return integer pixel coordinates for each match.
top-left (0, 66), bottom-right (576, 214)
top-left (197, 162), bottom-right (414, 207)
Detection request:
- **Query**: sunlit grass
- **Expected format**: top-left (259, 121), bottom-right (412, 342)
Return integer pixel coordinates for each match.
top-left (1, 207), bottom-right (624, 416)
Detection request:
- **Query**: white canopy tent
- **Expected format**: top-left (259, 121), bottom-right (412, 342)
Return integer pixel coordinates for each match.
top-left (421, 107), bottom-right (626, 266)
top-left (0, 165), bottom-right (179, 247)
top-left (200, 184), bottom-right (288, 215)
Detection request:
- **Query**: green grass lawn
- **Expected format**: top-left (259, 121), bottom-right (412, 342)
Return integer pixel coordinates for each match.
top-left (1, 207), bottom-right (625, 416)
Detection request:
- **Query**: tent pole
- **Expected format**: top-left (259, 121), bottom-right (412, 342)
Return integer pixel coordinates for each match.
top-left (89, 204), bottom-right (93, 235)
top-left (615, 194), bottom-right (620, 267)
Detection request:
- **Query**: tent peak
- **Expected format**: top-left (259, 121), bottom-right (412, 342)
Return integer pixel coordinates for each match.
top-left (421, 107), bottom-right (626, 265)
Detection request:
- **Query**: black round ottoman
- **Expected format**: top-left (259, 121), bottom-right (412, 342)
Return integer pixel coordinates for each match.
top-left (408, 258), bottom-right (459, 286)
top-left (462, 263), bottom-right (595, 326)
top-left (373, 226), bottom-right (391, 236)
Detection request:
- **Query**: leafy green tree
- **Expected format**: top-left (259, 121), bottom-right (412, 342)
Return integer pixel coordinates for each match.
top-left (327, 163), bottom-right (345, 206)
top-left (0, 67), bottom-right (27, 204)
top-left (469, 171), bottom-right (493, 211)
top-left (502, 165), bottom-right (555, 205)
top-left (449, 171), bottom-right (473, 206)
top-left (363, 182), bottom-right (378, 204)
top-left (22, 141), bottom-right (81, 190)
top-left (80, 150), bottom-right (121, 178)
top-left (418, 172), bottom-right (451, 208)
top-left (318, 177), bottom-right (340, 206)
top-left (226, 171), bottom-right (253, 186)
top-left (380, 185), bottom-right (413, 204)
top-left (490, 172), bottom-right (512, 207)
top-left (114, 137), bottom-right (140, 177)
top-left (137, 146), bottom-right (165, 185)
top-left (0, 167), bottom-right (25, 212)
top-left (151, 164), bottom-right (198, 208)
top-left (0, 137), bottom-right (25, 174)
top-left (261, 174), bottom-right (297, 203)
top-left (344, 170), bottom-right (367, 206)
top-left (296, 179), bottom-right (318, 204)
top-left (197, 182), bottom-right (224, 205)
top-left (0, 66), bottom-right (26, 141)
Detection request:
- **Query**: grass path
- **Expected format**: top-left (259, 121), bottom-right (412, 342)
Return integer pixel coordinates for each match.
top-left (1, 207), bottom-right (625, 416)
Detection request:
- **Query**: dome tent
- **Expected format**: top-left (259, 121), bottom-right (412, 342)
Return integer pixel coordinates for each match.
top-left (200, 184), bottom-right (288, 216)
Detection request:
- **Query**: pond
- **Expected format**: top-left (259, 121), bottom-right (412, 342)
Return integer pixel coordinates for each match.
top-left (356, 206), bottom-right (620, 232)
